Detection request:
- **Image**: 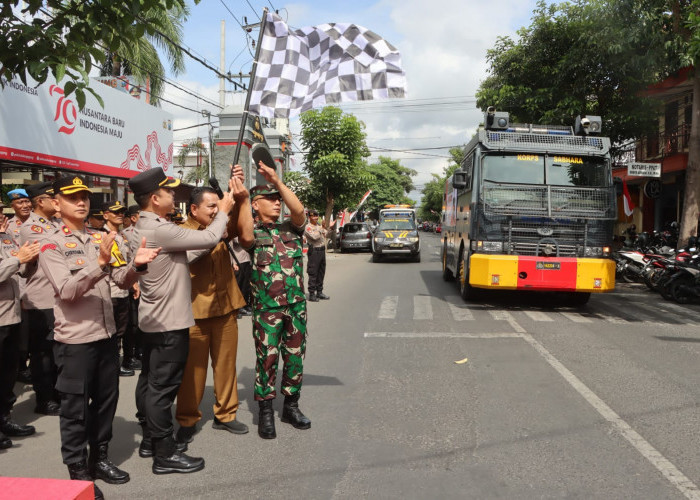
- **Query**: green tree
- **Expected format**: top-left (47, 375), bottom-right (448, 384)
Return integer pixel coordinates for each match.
top-left (177, 138), bottom-right (209, 186)
top-left (299, 106), bottom-right (373, 224)
top-left (283, 170), bottom-right (312, 207)
top-left (100, 2), bottom-right (189, 105)
top-left (0, 0), bottom-right (196, 107)
top-left (364, 156), bottom-right (416, 217)
top-left (419, 148), bottom-right (464, 221)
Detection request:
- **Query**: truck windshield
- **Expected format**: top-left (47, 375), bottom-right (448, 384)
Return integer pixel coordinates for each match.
top-left (483, 154), bottom-right (609, 187)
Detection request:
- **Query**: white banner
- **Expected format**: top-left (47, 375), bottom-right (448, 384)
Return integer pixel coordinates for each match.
top-left (627, 162), bottom-right (661, 178)
top-left (0, 75), bottom-right (173, 178)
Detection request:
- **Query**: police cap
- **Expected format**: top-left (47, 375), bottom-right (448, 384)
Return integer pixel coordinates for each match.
top-left (250, 184), bottom-right (280, 200)
top-left (52, 176), bottom-right (92, 196)
top-left (89, 208), bottom-right (104, 218)
top-left (103, 200), bottom-right (127, 213)
top-left (7, 188), bottom-right (29, 200)
top-left (128, 168), bottom-right (180, 197)
top-left (26, 181), bottom-right (53, 198)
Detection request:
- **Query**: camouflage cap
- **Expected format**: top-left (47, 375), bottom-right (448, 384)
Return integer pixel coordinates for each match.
top-left (250, 184), bottom-right (280, 200)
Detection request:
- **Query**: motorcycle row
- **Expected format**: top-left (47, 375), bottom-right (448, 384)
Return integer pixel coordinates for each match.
top-left (614, 224), bottom-right (700, 304)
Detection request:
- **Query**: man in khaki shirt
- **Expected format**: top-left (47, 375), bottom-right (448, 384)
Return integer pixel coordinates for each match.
top-left (175, 179), bottom-right (252, 446)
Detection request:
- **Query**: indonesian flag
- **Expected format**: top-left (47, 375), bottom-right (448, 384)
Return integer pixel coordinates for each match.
top-left (622, 179), bottom-right (634, 217)
top-left (348, 190), bottom-right (372, 221)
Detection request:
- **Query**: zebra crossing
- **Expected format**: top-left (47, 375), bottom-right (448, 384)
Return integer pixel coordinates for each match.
top-left (372, 294), bottom-right (700, 327)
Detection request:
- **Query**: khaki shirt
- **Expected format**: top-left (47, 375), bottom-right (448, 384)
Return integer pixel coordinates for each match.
top-left (19, 211), bottom-right (62, 310)
top-left (130, 210), bottom-right (228, 333)
top-left (6, 216), bottom-right (25, 243)
top-left (38, 226), bottom-right (141, 344)
top-left (0, 233), bottom-right (21, 326)
top-left (183, 217), bottom-right (245, 320)
top-left (121, 225), bottom-right (135, 244)
top-left (305, 222), bottom-right (326, 248)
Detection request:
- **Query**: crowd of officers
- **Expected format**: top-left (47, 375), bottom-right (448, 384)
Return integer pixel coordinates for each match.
top-left (0, 161), bottom-right (331, 499)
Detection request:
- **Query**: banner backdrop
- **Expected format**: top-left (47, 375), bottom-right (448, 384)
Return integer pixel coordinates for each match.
top-left (0, 75), bottom-right (173, 178)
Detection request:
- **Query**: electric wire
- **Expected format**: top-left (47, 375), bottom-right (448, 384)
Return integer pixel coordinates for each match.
top-left (243, 0), bottom-right (262, 20)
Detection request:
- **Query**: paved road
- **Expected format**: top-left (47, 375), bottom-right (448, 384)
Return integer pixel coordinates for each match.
top-left (4, 232), bottom-right (700, 499)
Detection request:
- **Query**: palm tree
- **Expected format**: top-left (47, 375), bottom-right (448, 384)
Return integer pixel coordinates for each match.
top-left (100, 3), bottom-right (189, 105)
top-left (177, 138), bottom-right (210, 186)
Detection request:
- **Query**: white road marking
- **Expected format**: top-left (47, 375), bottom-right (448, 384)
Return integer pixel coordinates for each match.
top-left (523, 310), bottom-right (553, 322)
top-left (559, 312), bottom-right (593, 323)
top-left (364, 332), bottom-right (522, 338)
top-left (445, 295), bottom-right (475, 321)
top-left (488, 310), bottom-right (512, 321)
top-left (378, 296), bottom-right (398, 319)
top-left (413, 296), bottom-right (433, 320)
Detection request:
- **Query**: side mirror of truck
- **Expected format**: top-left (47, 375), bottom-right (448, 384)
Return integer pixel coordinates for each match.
top-left (452, 171), bottom-right (468, 190)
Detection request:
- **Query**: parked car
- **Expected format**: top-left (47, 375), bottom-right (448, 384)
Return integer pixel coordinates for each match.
top-left (339, 222), bottom-right (372, 252)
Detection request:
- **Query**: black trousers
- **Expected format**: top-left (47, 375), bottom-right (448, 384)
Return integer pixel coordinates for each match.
top-left (135, 329), bottom-right (189, 440)
top-left (235, 261), bottom-right (252, 307)
top-left (26, 308), bottom-right (58, 404)
top-left (111, 297), bottom-right (131, 364)
top-left (127, 295), bottom-right (142, 359)
top-left (307, 247), bottom-right (326, 293)
top-left (0, 323), bottom-right (20, 415)
top-left (54, 336), bottom-right (119, 465)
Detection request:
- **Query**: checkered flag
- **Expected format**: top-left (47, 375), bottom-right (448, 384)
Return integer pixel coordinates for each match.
top-left (249, 13), bottom-right (407, 119)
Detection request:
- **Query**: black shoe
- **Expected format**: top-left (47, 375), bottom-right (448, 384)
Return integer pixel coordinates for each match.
top-left (90, 444), bottom-right (130, 484)
top-left (317, 292), bottom-right (330, 300)
top-left (281, 393), bottom-right (311, 430)
top-left (119, 365), bottom-right (135, 377)
top-left (0, 414), bottom-right (36, 437)
top-left (308, 292), bottom-right (319, 302)
top-left (17, 367), bottom-right (32, 384)
top-left (258, 400), bottom-right (276, 439)
top-left (123, 358), bottom-right (142, 370)
top-left (139, 437), bottom-right (153, 458)
top-left (68, 461), bottom-right (104, 500)
top-left (212, 417), bottom-right (249, 434)
top-left (175, 425), bottom-right (196, 444)
top-left (0, 430), bottom-right (12, 449)
top-left (152, 436), bottom-right (204, 475)
top-left (35, 400), bottom-right (60, 416)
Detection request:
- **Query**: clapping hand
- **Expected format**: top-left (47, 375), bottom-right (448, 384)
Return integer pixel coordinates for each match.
top-left (16, 241), bottom-right (40, 264)
top-left (133, 237), bottom-right (162, 267)
top-left (97, 231), bottom-right (118, 268)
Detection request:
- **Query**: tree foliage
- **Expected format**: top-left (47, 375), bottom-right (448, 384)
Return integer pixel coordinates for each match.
top-left (364, 156), bottom-right (416, 217)
top-left (299, 106), bottom-right (373, 223)
top-left (283, 170), bottom-right (313, 208)
top-left (0, 0), bottom-right (196, 108)
top-left (419, 148), bottom-right (465, 221)
top-left (176, 138), bottom-right (208, 186)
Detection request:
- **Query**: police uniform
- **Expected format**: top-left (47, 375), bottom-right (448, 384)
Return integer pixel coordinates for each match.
top-left (0, 213), bottom-right (36, 447)
top-left (39, 175), bottom-right (142, 491)
top-left (6, 189), bottom-right (30, 377)
top-left (129, 167), bottom-right (224, 474)
top-left (18, 182), bottom-right (62, 415)
top-left (305, 211), bottom-right (329, 301)
top-left (247, 184), bottom-right (311, 439)
top-left (121, 205), bottom-right (143, 365)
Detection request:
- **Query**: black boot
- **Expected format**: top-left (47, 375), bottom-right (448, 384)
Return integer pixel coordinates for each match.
top-left (317, 291), bottom-right (330, 300)
top-left (90, 443), bottom-right (130, 484)
top-left (152, 435), bottom-right (204, 475)
top-left (68, 461), bottom-right (104, 500)
top-left (258, 400), bottom-right (276, 439)
top-left (308, 292), bottom-right (319, 302)
top-left (0, 414), bottom-right (35, 437)
top-left (281, 393), bottom-right (311, 429)
top-left (138, 422), bottom-right (153, 458)
top-left (0, 429), bottom-right (12, 449)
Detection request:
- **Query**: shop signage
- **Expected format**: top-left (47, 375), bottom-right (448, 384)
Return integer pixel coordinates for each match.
top-left (627, 162), bottom-right (661, 178)
top-left (0, 75), bottom-right (173, 178)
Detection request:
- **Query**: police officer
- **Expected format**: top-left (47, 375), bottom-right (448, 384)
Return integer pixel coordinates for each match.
top-left (305, 210), bottom-right (330, 302)
top-left (6, 188), bottom-right (31, 242)
top-left (0, 208), bottom-right (40, 448)
top-left (87, 208), bottom-right (106, 232)
top-left (19, 181), bottom-right (62, 415)
top-left (121, 204), bottom-right (143, 365)
top-left (129, 167), bottom-right (234, 474)
top-left (39, 175), bottom-right (160, 498)
top-left (102, 200), bottom-right (137, 377)
top-left (246, 161), bottom-right (311, 439)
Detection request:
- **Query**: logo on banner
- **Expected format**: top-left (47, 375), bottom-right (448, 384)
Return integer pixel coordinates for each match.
top-left (49, 85), bottom-right (77, 135)
top-left (119, 131), bottom-right (173, 172)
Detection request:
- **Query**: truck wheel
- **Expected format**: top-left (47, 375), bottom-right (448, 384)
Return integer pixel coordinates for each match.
top-left (458, 248), bottom-right (479, 301)
top-left (442, 245), bottom-right (454, 281)
top-left (372, 252), bottom-right (382, 263)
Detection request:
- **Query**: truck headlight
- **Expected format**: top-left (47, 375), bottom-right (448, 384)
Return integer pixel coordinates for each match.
top-left (477, 241), bottom-right (503, 252)
top-left (583, 247), bottom-right (603, 257)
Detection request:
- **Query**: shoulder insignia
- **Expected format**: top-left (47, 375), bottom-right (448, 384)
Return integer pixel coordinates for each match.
top-left (65, 242), bottom-right (77, 248)
top-left (30, 225), bottom-right (44, 233)
top-left (39, 217), bottom-right (47, 223)
top-left (76, 258), bottom-right (85, 265)
top-left (61, 226), bottom-right (72, 236)
top-left (40, 243), bottom-right (57, 253)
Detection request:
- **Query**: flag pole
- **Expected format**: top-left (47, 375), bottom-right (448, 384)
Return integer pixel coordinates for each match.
top-left (231, 7), bottom-right (269, 178)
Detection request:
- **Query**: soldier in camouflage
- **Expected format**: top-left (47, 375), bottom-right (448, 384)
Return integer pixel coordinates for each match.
top-left (246, 161), bottom-right (310, 439)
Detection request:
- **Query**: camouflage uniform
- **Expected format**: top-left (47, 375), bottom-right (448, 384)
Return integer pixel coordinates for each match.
top-left (249, 218), bottom-right (307, 401)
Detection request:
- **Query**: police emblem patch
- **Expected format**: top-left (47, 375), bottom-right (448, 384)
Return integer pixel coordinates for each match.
top-left (76, 259), bottom-right (85, 265)
top-left (65, 242), bottom-right (77, 248)
top-left (30, 225), bottom-right (43, 233)
top-left (2, 239), bottom-right (10, 245)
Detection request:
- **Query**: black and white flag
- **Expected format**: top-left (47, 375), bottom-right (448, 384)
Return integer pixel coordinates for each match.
top-left (249, 13), bottom-right (407, 119)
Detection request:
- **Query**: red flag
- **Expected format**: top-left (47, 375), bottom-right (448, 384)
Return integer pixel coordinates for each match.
top-left (622, 179), bottom-right (634, 217)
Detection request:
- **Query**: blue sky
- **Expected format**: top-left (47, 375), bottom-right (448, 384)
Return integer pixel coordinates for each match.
top-left (164, 0), bottom-right (553, 198)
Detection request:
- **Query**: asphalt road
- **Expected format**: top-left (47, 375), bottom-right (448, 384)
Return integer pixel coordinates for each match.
top-left (4, 232), bottom-right (700, 499)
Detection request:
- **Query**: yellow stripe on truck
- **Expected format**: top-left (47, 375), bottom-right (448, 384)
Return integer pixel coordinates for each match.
top-left (469, 254), bottom-right (519, 289)
top-left (575, 259), bottom-right (615, 292)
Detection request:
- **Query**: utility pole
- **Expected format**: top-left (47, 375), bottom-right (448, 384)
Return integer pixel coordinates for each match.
top-left (202, 110), bottom-right (214, 179)
top-left (219, 20), bottom-right (226, 108)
